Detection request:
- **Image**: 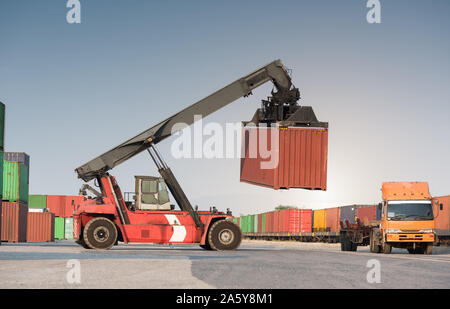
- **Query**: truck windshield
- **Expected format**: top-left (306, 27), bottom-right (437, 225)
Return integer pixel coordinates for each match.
top-left (387, 201), bottom-right (433, 221)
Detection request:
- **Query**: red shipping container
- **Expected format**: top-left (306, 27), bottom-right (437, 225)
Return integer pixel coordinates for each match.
top-left (273, 211), bottom-right (280, 233)
top-left (265, 211), bottom-right (274, 233)
top-left (1, 202), bottom-right (27, 243)
top-left (64, 195), bottom-right (85, 217)
top-left (27, 212), bottom-right (55, 242)
top-left (240, 126), bottom-right (328, 190)
top-left (46, 195), bottom-right (65, 217)
top-left (433, 195), bottom-right (450, 232)
top-left (326, 207), bottom-right (340, 232)
top-left (278, 209), bottom-right (312, 233)
top-left (356, 205), bottom-right (377, 224)
top-left (257, 213), bottom-right (263, 233)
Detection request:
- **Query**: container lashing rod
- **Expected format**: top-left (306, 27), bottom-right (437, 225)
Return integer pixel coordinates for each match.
top-left (146, 143), bottom-right (204, 233)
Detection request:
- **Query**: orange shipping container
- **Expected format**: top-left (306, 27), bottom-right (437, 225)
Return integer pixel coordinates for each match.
top-left (1, 202), bottom-right (27, 243)
top-left (433, 195), bottom-right (450, 233)
top-left (326, 207), bottom-right (340, 233)
top-left (27, 212), bottom-right (55, 242)
top-left (240, 127), bottom-right (328, 190)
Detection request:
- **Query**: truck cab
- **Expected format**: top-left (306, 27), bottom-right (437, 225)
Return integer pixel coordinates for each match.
top-left (375, 182), bottom-right (435, 254)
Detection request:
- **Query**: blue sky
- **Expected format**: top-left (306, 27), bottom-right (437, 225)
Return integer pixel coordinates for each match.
top-left (0, 0), bottom-right (449, 215)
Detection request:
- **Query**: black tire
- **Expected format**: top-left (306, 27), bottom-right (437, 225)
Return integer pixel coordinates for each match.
top-left (350, 242), bottom-right (358, 252)
top-left (200, 243), bottom-right (213, 250)
top-left (407, 248), bottom-right (415, 254)
top-left (76, 236), bottom-right (91, 249)
top-left (415, 247), bottom-right (425, 254)
top-left (83, 217), bottom-right (118, 250)
top-left (340, 232), bottom-right (353, 251)
top-left (370, 230), bottom-right (381, 253)
top-left (425, 243), bottom-right (433, 255)
top-left (382, 242), bottom-right (392, 254)
top-left (208, 220), bottom-right (241, 251)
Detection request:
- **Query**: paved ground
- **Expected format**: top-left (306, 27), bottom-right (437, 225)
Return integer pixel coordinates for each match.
top-left (0, 240), bottom-right (449, 288)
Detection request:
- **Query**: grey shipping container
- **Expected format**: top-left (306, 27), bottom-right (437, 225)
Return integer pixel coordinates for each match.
top-left (4, 152), bottom-right (30, 170)
top-left (340, 205), bottom-right (357, 224)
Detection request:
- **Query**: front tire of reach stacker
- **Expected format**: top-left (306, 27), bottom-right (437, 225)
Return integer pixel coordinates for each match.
top-left (208, 220), bottom-right (242, 251)
top-left (83, 217), bottom-right (118, 250)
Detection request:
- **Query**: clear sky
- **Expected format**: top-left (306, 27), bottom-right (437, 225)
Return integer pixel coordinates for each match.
top-left (1, 0), bottom-right (449, 215)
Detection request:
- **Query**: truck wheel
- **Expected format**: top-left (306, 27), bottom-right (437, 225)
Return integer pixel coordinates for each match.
top-left (340, 232), bottom-right (353, 251)
top-left (407, 248), bottom-right (415, 254)
top-left (382, 242), bottom-right (392, 254)
top-left (208, 220), bottom-right (241, 251)
top-left (83, 217), bottom-right (118, 250)
top-left (370, 231), bottom-right (381, 253)
top-left (425, 243), bottom-right (433, 255)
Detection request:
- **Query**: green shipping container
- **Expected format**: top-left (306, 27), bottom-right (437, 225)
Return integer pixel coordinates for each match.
top-left (64, 217), bottom-right (73, 239)
top-left (29, 194), bottom-right (47, 209)
top-left (54, 217), bottom-right (65, 240)
top-left (2, 161), bottom-right (29, 203)
top-left (261, 213), bottom-right (266, 233)
top-left (0, 152), bottom-right (3, 199)
top-left (0, 102), bottom-right (4, 151)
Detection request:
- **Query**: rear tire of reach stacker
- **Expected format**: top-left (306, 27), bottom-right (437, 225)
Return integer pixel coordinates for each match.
top-left (208, 220), bottom-right (242, 251)
top-left (83, 217), bottom-right (118, 250)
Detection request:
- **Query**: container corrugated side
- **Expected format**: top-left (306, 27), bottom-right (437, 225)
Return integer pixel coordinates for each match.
top-left (1, 201), bottom-right (27, 242)
top-left (240, 127), bottom-right (328, 190)
top-left (3, 152), bottom-right (30, 170)
top-left (261, 213), bottom-right (266, 233)
top-left (0, 200), bottom-right (2, 246)
top-left (27, 212), bottom-right (55, 242)
top-left (2, 161), bottom-right (29, 203)
top-left (356, 205), bottom-right (377, 224)
top-left (326, 207), bottom-right (340, 232)
top-left (29, 194), bottom-right (47, 209)
top-left (313, 209), bottom-right (327, 232)
top-left (433, 195), bottom-right (450, 234)
top-left (47, 195), bottom-right (66, 217)
top-left (340, 205), bottom-right (357, 225)
top-left (54, 217), bottom-right (65, 239)
top-left (64, 217), bottom-right (73, 239)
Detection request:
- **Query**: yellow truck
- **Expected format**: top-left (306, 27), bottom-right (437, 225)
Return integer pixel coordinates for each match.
top-left (340, 182), bottom-right (436, 254)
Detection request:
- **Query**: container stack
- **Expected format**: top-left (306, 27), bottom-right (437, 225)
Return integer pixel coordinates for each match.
top-left (45, 195), bottom-right (84, 240)
top-left (1, 151), bottom-right (30, 243)
top-left (235, 204), bottom-right (378, 237)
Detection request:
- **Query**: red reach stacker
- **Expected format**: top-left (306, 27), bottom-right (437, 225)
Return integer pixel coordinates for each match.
top-left (73, 60), bottom-right (325, 250)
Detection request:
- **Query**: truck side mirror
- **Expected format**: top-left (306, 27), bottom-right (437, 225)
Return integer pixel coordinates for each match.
top-left (378, 202), bottom-right (382, 210)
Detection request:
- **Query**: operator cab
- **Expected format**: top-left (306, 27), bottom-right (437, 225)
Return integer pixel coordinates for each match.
top-left (134, 176), bottom-right (172, 210)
